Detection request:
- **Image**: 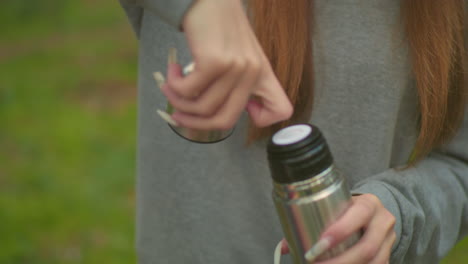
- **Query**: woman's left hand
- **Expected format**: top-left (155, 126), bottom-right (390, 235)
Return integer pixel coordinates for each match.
top-left (281, 193), bottom-right (397, 264)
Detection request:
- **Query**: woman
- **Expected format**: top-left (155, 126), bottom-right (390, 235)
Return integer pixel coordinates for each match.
top-left (119, 0), bottom-right (468, 263)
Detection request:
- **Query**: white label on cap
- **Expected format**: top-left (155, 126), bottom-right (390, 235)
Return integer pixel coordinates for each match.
top-left (272, 124), bottom-right (312, 145)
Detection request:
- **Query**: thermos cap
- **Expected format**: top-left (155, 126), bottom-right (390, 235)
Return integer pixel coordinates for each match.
top-left (267, 124), bottom-right (333, 184)
top-left (272, 124), bottom-right (312, 145)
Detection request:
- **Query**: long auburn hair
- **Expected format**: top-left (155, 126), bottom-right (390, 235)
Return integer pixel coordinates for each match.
top-left (247, 0), bottom-right (467, 164)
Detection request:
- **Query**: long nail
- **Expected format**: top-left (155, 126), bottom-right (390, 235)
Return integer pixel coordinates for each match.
top-left (304, 237), bottom-right (332, 262)
top-left (274, 240), bottom-right (283, 264)
top-left (168, 47), bottom-right (177, 65)
top-left (153, 72), bottom-right (165, 89)
top-left (183, 62), bottom-right (195, 75)
top-left (157, 109), bottom-right (179, 126)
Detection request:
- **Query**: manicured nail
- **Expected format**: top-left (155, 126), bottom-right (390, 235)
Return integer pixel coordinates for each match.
top-left (168, 47), bottom-right (177, 65)
top-left (304, 237), bottom-right (332, 262)
top-left (153, 72), bottom-right (165, 89)
top-left (281, 239), bottom-right (289, 255)
top-left (274, 240), bottom-right (283, 264)
top-left (157, 109), bottom-right (179, 126)
top-left (183, 62), bottom-right (195, 75)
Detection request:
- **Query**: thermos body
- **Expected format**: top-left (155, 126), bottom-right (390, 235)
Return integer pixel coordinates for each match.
top-left (267, 124), bottom-right (360, 263)
top-left (272, 166), bottom-right (359, 263)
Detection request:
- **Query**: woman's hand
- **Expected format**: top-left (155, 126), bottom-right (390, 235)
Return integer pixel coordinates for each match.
top-left (161, 0), bottom-right (293, 130)
top-left (282, 194), bottom-right (396, 264)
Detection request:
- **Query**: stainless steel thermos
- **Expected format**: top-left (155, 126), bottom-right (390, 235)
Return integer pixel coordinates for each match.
top-left (267, 124), bottom-right (360, 263)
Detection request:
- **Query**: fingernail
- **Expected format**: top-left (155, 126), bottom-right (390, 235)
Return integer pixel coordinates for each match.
top-left (281, 239), bottom-right (289, 255)
top-left (157, 109), bottom-right (179, 126)
top-left (168, 47), bottom-right (177, 65)
top-left (274, 240), bottom-right (283, 264)
top-left (304, 237), bottom-right (332, 262)
top-left (183, 62), bottom-right (195, 75)
top-left (153, 72), bottom-right (165, 89)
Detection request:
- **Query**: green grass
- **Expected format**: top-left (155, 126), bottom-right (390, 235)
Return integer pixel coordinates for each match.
top-left (1, 0), bottom-right (467, 263)
top-left (442, 239), bottom-right (468, 264)
top-left (0, 0), bottom-right (137, 263)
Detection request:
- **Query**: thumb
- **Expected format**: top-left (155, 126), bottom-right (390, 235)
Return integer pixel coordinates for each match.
top-left (246, 89), bottom-right (293, 127)
top-left (247, 74), bottom-right (293, 127)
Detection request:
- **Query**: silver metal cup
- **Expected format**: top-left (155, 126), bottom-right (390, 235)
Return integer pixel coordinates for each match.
top-left (166, 62), bottom-right (234, 143)
top-left (166, 102), bottom-right (234, 143)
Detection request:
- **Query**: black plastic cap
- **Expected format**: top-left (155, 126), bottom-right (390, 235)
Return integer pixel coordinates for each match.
top-left (267, 124), bottom-right (333, 184)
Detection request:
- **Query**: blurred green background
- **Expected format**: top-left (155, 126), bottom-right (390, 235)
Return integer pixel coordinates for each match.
top-left (0, 0), bottom-right (467, 263)
top-left (1, 0), bottom-right (136, 263)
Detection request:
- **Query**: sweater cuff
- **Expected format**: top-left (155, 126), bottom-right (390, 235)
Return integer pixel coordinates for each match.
top-left (141, 0), bottom-right (194, 30)
top-left (351, 180), bottom-right (402, 254)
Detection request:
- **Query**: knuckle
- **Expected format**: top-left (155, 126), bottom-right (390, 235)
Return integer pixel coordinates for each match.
top-left (390, 231), bottom-right (397, 244)
top-left (355, 198), bottom-right (376, 215)
top-left (197, 103), bottom-right (216, 116)
top-left (363, 193), bottom-right (382, 206)
top-left (210, 55), bottom-right (231, 70)
top-left (326, 219), bottom-right (349, 239)
top-left (169, 85), bottom-right (193, 98)
top-left (281, 103), bottom-right (294, 120)
top-left (232, 58), bottom-right (246, 71)
top-left (384, 211), bottom-right (396, 229)
top-left (249, 60), bottom-right (261, 74)
top-left (191, 47), bottom-right (204, 60)
top-left (274, 102), bottom-right (293, 122)
top-left (167, 79), bottom-right (182, 93)
top-left (360, 243), bottom-right (378, 261)
top-left (254, 118), bottom-right (270, 128)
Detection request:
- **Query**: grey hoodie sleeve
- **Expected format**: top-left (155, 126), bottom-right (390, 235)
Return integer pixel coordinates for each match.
top-left (119, 0), bottom-right (193, 32)
top-left (352, 111), bottom-right (468, 264)
top-left (119, 0), bottom-right (144, 37)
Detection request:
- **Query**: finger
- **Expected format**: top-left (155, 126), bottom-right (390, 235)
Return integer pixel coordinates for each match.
top-left (274, 240), bottom-right (282, 264)
top-left (245, 96), bottom-right (292, 127)
top-left (241, 16), bottom-right (293, 126)
top-left (171, 62), bottom-right (258, 130)
top-left (274, 238), bottom-right (292, 264)
top-left (368, 231), bottom-right (396, 264)
top-left (167, 58), bottom-right (230, 98)
top-left (162, 60), bottom-right (245, 117)
top-left (248, 74), bottom-right (293, 127)
top-left (153, 71), bottom-right (165, 88)
top-left (280, 238), bottom-right (289, 255)
top-left (320, 195), bottom-right (378, 248)
top-left (166, 63), bottom-right (194, 97)
top-left (169, 16), bottom-right (260, 116)
top-left (315, 204), bottom-right (395, 264)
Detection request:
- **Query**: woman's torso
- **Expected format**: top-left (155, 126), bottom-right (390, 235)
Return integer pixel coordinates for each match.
top-left (135, 1), bottom-right (416, 263)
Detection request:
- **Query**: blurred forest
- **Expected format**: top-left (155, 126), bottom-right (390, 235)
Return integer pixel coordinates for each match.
top-left (0, 0), bottom-right (467, 263)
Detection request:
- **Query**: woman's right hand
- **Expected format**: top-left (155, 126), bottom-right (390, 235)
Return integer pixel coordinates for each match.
top-left (280, 194), bottom-right (396, 264)
top-left (160, 0), bottom-right (293, 130)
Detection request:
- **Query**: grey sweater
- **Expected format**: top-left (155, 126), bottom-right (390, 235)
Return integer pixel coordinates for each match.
top-left (119, 1), bottom-right (468, 263)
